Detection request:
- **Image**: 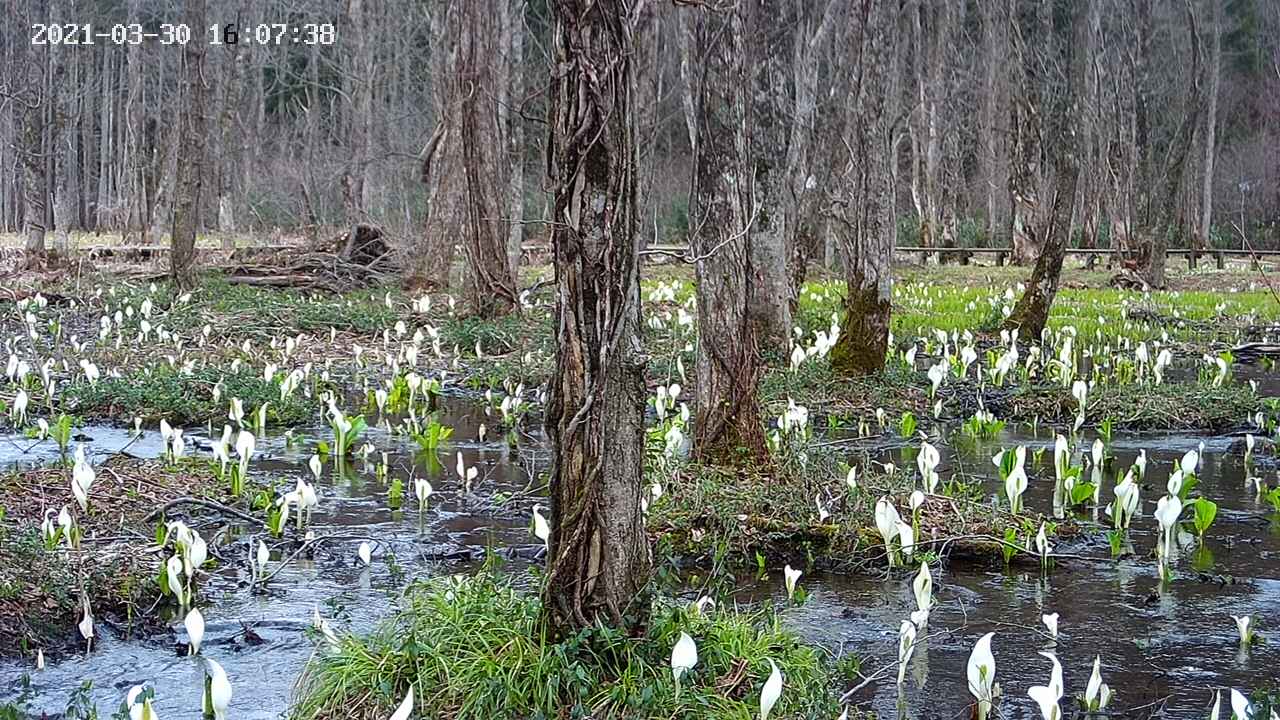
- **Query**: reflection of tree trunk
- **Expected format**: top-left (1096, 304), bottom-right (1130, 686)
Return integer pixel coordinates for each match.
top-left (542, 0), bottom-right (650, 640)
top-left (829, 1), bottom-right (895, 378)
top-left (683, 6), bottom-right (768, 462)
top-left (459, 1), bottom-right (518, 318)
top-left (170, 0), bottom-right (209, 290)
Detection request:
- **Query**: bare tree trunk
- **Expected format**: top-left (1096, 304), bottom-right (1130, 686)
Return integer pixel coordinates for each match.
top-left (783, 0), bottom-right (837, 316)
top-left (408, 3), bottom-right (464, 292)
top-left (1005, 0), bottom-right (1086, 338)
top-left (503, 0), bottom-right (527, 276)
top-left (170, 0), bottom-right (209, 290)
top-left (744, 0), bottom-right (793, 356)
top-left (908, 0), bottom-right (958, 261)
top-left (684, 4), bottom-right (769, 462)
top-left (1195, 0), bottom-right (1221, 264)
top-left (19, 22), bottom-right (48, 269)
top-left (216, 47), bottom-right (246, 249)
top-left (980, 1), bottom-right (1010, 250)
top-left (460, 0), bottom-right (518, 317)
top-left (829, 0), bottom-right (895, 378)
top-left (341, 0), bottom-right (374, 247)
top-left (542, 0), bottom-right (650, 640)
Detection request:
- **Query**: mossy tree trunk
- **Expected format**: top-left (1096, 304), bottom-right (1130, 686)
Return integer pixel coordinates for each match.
top-left (828, 1), bottom-right (896, 378)
top-left (542, 0), bottom-right (650, 640)
top-left (460, 0), bottom-right (518, 318)
top-left (169, 0), bottom-right (208, 291)
top-left (1005, 0), bottom-right (1086, 338)
top-left (683, 3), bottom-right (769, 462)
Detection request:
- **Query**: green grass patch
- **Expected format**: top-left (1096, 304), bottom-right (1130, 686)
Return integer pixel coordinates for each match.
top-left (1001, 380), bottom-right (1257, 432)
top-left (292, 570), bottom-right (840, 720)
top-left (65, 364), bottom-right (313, 426)
top-left (647, 449), bottom-right (1046, 570)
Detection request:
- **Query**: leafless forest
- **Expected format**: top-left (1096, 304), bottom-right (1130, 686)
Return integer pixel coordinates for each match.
top-left (2, 0), bottom-right (1279, 294)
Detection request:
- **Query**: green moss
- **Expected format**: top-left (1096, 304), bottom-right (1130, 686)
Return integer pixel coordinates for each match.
top-left (292, 570), bottom-right (841, 720)
top-left (65, 365), bottom-right (313, 426)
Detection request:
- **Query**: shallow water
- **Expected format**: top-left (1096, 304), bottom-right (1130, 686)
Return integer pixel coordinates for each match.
top-left (2, 394), bottom-right (1279, 719)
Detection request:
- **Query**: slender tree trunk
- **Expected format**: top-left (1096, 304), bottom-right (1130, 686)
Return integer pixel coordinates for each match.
top-left (684, 4), bottom-right (769, 462)
top-left (542, 0), bottom-right (650, 640)
top-left (1005, 0), bottom-right (1086, 338)
top-left (170, 0), bottom-right (209, 289)
top-left (783, 0), bottom-right (837, 309)
top-left (980, 1), bottom-right (1010, 250)
top-left (829, 0), bottom-right (895, 378)
top-left (1196, 0), bottom-right (1221, 263)
top-left (504, 0), bottom-right (527, 276)
top-left (460, 0), bottom-right (518, 317)
top-left (341, 0), bottom-right (373, 248)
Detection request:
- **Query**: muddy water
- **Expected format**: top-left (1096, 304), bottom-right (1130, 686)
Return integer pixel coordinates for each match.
top-left (3, 398), bottom-right (1279, 719)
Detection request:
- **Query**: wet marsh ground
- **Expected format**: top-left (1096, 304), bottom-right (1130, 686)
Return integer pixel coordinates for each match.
top-left (1, 259), bottom-right (1279, 718)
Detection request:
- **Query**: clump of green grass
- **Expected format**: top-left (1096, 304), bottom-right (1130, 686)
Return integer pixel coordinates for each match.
top-left (65, 365), bottom-right (312, 426)
top-left (292, 570), bottom-right (840, 720)
top-left (1003, 380), bottom-right (1257, 432)
top-left (647, 449), bottom-right (1038, 570)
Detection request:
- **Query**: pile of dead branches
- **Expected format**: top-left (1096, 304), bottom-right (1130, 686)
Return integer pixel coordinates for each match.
top-left (225, 224), bottom-right (400, 292)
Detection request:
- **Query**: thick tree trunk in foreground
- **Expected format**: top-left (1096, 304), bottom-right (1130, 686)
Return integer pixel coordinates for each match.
top-left (685, 5), bottom-right (769, 462)
top-left (169, 0), bottom-right (208, 290)
top-left (460, 1), bottom-right (518, 317)
top-left (542, 0), bottom-right (650, 639)
top-left (829, 1), bottom-right (895, 378)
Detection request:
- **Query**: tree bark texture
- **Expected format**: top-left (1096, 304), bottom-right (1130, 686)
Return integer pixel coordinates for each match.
top-left (460, 0), bottom-right (518, 317)
top-left (744, 0), bottom-right (793, 356)
top-left (828, 0), bottom-right (895, 378)
top-left (1004, 0), bottom-right (1086, 339)
top-left (169, 0), bottom-right (208, 289)
top-left (542, 0), bottom-right (651, 640)
top-left (684, 4), bottom-right (769, 463)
